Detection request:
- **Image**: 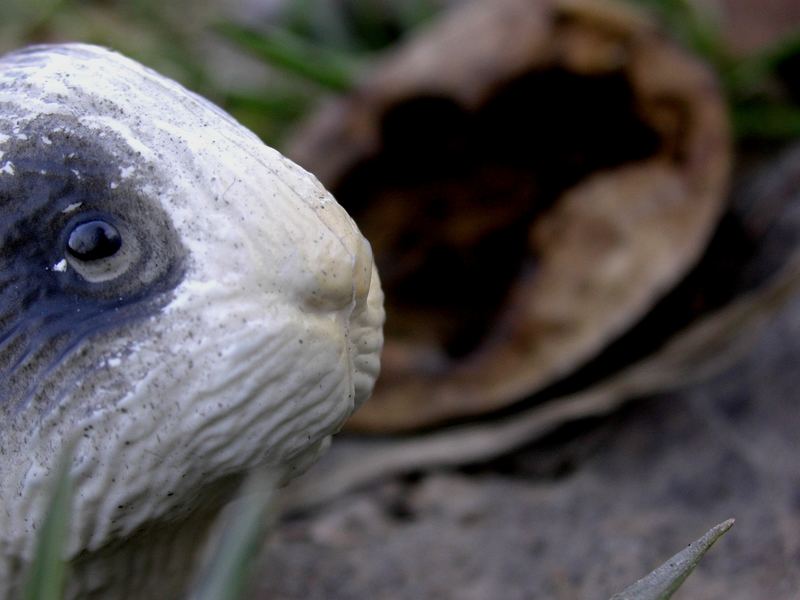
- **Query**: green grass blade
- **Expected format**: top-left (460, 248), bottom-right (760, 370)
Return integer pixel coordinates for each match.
top-left (286, 0), bottom-right (359, 51)
top-left (2, 0), bottom-right (65, 31)
top-left (22, 445), bottom-right (75, 600)
top-left (609, 519), bottom-right (735, 600)
top-left (733, 102), bottom-right (800, 139)
top-left (633, 0), bottom-right (726, 63)
top-left (394, 0), bottom-right (439, 32)
top-left (223, 90), bottom-right (312, 121)
top-left (214, 22), bottom-right (360, 91)
top-left (727, 30), bottom-right (800, 93)
top-left (188, 470), bottom-right (277, 600)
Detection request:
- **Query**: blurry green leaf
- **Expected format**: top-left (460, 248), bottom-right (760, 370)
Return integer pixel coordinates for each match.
top-left (0, 0), bottom-right (65, 48)
top-left (188, 470), bottom-right (277, 600)
top-left (225, 90), bottom-right (312, 121)
top-left (609, 519), bottom-right (734, 600)
top-left (733, 103), bottom-right (800, 140)
top-left (215, 22), bottom-right (360, 91)
top-left (285, 0), bottom-right (358, 50)
top-left (22, 444), bottom-right (75, 600)
top-left (1, 0), bottom-right (64, 28)
top-left (347, 0), bottom-right (397, 50)
top-left (633, 0), bottom-right (800, 142)
top-left (727, 30), bottom-right (800, 96)
top-left (224, 89), bottom-right (314, 144)
top-left (395, 0), bottom-right (439, 32)
top-left (634, 0), bottom-right (726, 64)
top-left (284, 0), bottom-right (316, 37)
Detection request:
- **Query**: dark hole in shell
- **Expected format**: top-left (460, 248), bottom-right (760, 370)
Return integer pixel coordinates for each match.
top-left (334, 67), bottom-right (662, 360)
top-left (375, 203), bottom-right (758, 435)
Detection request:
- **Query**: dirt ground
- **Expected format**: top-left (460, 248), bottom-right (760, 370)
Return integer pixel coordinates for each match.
top-left (257, 297), bottom-right (800, 599)
top-left (255, 147), bottom-right (800, 599)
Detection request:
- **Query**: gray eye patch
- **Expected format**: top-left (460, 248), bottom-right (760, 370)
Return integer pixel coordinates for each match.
top-left (0, 115), bottom-right (187, 412)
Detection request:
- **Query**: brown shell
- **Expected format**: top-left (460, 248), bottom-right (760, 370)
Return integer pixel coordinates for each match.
top-left (287, 0), bottom-right (731, 432)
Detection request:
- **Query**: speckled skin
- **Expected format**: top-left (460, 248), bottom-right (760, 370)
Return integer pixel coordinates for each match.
top-left (0, 44), bottom-right (384, 598)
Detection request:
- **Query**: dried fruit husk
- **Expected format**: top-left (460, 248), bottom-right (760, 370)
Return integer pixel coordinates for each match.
top-left (287, 0), bottom-right (730, 432)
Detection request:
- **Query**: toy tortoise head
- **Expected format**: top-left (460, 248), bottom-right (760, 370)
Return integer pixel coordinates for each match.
top-left (0, 43), bottom-right (384, 597)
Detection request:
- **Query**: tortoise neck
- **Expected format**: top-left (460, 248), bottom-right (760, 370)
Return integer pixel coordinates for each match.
top-left (65, 499), bottom-right (223, 600)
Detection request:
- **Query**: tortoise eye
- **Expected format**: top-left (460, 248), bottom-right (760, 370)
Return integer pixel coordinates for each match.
top-left (67, 220), bottom-right (122, 261)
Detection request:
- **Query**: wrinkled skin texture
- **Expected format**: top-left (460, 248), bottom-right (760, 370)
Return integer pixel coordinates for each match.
top-left (0, 44), bottom-right (384, 598)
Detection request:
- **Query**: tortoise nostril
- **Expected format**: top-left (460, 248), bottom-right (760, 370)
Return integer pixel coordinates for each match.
top-left (301, 238), bottom-right (375, 314)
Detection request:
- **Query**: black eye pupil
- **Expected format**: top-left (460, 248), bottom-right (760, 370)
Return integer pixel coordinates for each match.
top-left (67, 220), bottom-right (122, 261)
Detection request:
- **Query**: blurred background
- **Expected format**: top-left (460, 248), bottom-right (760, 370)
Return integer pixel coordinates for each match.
top-left (5, 0), bottom-right (800, 144)
top-left (5, 0), bottom-right (800, 598)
